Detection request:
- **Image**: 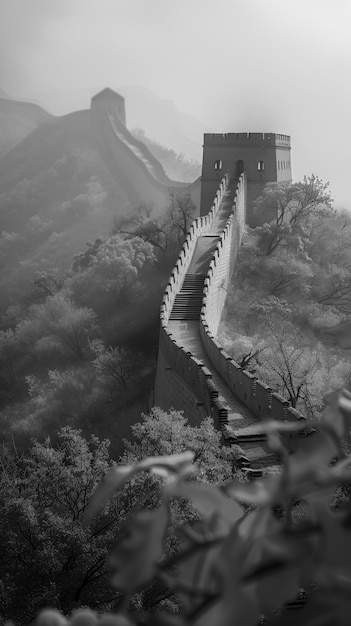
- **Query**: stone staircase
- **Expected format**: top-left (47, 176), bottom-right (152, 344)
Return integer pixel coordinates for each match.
top-left (170, 275), bottom-right (206, 320)
top-left (167, 183), bottom-right (281, 477)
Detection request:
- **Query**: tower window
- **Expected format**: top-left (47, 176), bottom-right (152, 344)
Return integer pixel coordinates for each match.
top-left (257, 161), bottom-right (265, 171)
top-left (214, 159), bottom-right (223, 170)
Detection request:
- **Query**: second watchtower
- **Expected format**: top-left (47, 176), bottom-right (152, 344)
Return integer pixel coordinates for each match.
top-left (200, 132), bottom-right (292, 226)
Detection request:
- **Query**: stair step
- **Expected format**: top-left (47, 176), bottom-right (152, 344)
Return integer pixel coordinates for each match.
top-left (167, 185), bottom-right (279, 474)
top-left (235, 435), bottom-right (268, 443)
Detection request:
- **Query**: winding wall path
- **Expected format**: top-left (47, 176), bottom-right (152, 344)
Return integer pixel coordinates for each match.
top-left (90, 103), bottom-right (188, 210)
top-left (155, 173), bottom-right (306, 476)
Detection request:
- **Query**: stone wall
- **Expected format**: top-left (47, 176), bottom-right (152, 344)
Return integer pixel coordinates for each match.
top-left (155, 171), bottom-right (306, 434)
top-left (154, 174), bottom-right (231, 427)
top-left (199, 176), bottom-right (305, 427)
top-left (91, 102), bottom-right (188, 210)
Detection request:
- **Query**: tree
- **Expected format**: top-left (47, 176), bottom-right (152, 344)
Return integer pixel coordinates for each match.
top-left (168, 193), bottom-right (195, 245)
top-left (253, 175), bottom-right (333, 257)
top-left (113, 194), bottom-right (196, 265)
top-left (20, 294), bottom-right (98, 361)
top-left (0, 328), bottom-right (27, 404)
top-left (235, 238), bottom-right (314, 302)
top-left (220, 332), bottom-right (266, 373)
top-left (123, 407), bottom-right (240, 485)
top-left (91, 340), bottom-right (144, 398)
top-left (257, 331), bottom-right (321, 411)
top-left (33, 268), bottom-right (71, 299)
top-left (254, 329), bottom-right (350, 418)
top-left (0, 411), bottom-right (242, 624)
top-left (0, 427), bottom-right (121, 624)
top-left (242, 296), bottom-right (294, 337)
top-left (113, 204), bottom-right (169, 254)
top-left (23, 366), bottom-right (97, 434)
top-left (312, 265), bottom-right (351, 312)
top-left (70, 236), bottom-right (155, 314)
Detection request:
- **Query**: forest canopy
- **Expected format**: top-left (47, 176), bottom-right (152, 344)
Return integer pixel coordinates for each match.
top-left (219, 176), bottom-right (351, 419)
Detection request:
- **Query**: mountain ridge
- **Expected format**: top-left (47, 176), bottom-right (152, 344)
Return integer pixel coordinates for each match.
top-left (14, 85), bottom-right (208, 161)
top-left (0, 96), bottom-right (52, 157)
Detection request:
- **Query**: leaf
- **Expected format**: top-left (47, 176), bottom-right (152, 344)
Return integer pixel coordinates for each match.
top-left (82, 465), bottom-right (136, 523)
top-left (235, 419), bottom-right (308, 436)
top-left (339, 393), bottom-right (351, 423)
top-left (139, 451), bottom-right (195, 475)
top-left (276, 588), bottom-right (351, 626)
top-left (224, 475), bottom-right (282, 507)
top-left (242, 525), bottom-right (319, 614)
top-left (330, 455), bottom-right (351, 479)
top-left (189, 523), bottom-right (259, 626)
top-left (175, 524), bottom-right (223, 613)
top-left (214, 526), bottom-right (260, 626)
top-left (82, 451), bottom-right (195, 523)
top-left (109, 502), bottom-right (169, 592)
top-left (246, 527), bottom-right (320, 578)
top-left (314, 507), bottom-right (351, 580)
top-left (171, 480), bottom-right (243, 529)
top-left (320, 388), bottom-right (351, 438)
top-left (255, 565), bottom-right (299, 613)
top-left (287, 430), bottom-right (338, 489)
top-left (36, 609), bottom-right (67, 626)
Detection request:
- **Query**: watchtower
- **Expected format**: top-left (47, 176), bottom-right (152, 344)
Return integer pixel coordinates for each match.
top-left (200, 132), bottom-right (292, 226)
top-left (91, 88), bottom-right (126, 127)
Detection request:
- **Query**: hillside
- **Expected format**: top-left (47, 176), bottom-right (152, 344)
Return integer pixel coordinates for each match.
top-left (0, 109), bottom-right (132, 311)
top-left (219, 178), bottom-right (351, 420)
top-left (31, 84), bottom-right (207, 161)
top-left (0, 103), bottom-right (200, 312)
top-left (132, 128), bottom-right (201, 183)
top-left (0, 97), bottom-right (52, 156)
top-left (0, 102), bottom-right (198, 456)
top-left (118, 85), bottom-right (206, 161)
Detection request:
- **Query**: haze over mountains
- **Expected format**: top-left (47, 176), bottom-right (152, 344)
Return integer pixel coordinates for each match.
top-left (0, 88), bottom-right (201, 311)
top-left (22, 85), bottom-right (208, 161)
top-left (0, 94), bottom-right (52, 157)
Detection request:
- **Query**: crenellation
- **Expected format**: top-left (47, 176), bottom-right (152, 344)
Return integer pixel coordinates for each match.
top-left (203, 132), bottom-right (290, 147)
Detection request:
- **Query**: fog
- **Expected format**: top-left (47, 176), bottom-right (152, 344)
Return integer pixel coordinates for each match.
top-left (1, 0), bottom-right (350, 208)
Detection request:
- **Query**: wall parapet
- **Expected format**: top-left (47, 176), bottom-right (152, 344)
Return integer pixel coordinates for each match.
top-left (203, 132), bottom-right (291, 148)
top-left (157, 173), bottom-right (232, 428)
top-left (156, 169), bottom-right (305, 444)
top-left (199, 175), bottom-right (305, 428)
top-left (107, 113), bottom-right (185, 189)
top-left (160, 173), bottom-right (229, 327)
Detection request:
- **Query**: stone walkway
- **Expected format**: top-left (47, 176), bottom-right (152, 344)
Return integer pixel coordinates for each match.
top-left (168, 185), bottom-right (280, 474)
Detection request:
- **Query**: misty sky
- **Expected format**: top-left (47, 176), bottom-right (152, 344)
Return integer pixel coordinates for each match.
top-left (1, 0), bottom-right (350, 208)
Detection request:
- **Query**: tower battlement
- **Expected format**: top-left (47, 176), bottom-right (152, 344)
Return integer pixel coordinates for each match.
top-left (200, 130), bottom-right (292, 225)
top-left (204, 132), bottom-right (290, 148)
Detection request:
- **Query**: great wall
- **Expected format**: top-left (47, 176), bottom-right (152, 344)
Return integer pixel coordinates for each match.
top-left (90, 87), bottom-right (201, 211)
top-left (91, 88), bottom-right (305, 477)
top-left (153, 171), bottom-right (307, 477)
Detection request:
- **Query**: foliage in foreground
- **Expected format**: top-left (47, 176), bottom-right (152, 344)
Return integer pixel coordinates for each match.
top-left (15, 389), bottom-right (351, 626)
top-left (0, 410), bottom-right (240, 624)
